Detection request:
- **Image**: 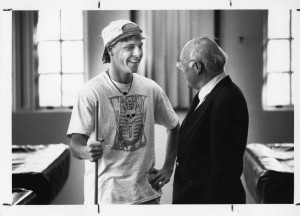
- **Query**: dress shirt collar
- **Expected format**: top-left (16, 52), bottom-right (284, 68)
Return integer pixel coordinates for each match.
top-left (197, 72), bottom-right (227, 107)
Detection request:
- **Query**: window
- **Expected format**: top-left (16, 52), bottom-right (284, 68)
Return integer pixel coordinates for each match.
top-left (263, 10), bottom-right (299, 110)
top-left (36, 11), bottom-right (85, 109)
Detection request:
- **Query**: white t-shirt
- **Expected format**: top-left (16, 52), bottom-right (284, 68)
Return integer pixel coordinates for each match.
top-left (67, 72), bottom-right (179, 204)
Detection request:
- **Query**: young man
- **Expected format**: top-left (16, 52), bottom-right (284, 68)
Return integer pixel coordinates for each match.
top-left (172, 37), bottom-right (249, 204)
top-left (67, 20), bottom-right (180, 204)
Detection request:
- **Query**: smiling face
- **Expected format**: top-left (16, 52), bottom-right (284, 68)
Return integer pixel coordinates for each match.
top-left (110, 36), bottom-right (144, 75)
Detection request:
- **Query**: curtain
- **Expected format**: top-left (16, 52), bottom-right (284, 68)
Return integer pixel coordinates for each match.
top-left (12, 11), bottom-right (38, 111)
top-left (135, 10), bottom-right (215, 109)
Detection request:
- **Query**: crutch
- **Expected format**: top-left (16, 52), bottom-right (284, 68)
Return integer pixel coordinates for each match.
top-left (95, 101), bottom-right (99, 208)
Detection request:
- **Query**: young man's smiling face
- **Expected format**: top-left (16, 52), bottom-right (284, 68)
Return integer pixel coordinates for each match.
top-left (110, 36), bottom-right (144, 74)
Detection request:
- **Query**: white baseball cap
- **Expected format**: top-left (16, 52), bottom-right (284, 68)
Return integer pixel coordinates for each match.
top-left (101, 20), bottom-right (146, 63)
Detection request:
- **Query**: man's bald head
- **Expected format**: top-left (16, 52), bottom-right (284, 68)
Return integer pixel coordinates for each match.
top-left (181, 37), bottom-right (228, 76)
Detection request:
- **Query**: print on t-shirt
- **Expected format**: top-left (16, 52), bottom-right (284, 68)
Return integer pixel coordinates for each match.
top-left (109, 94), bottom-right (147, 151)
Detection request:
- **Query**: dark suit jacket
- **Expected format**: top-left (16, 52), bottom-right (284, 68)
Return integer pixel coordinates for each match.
top-left (172, 76), bottom-right (249, 204)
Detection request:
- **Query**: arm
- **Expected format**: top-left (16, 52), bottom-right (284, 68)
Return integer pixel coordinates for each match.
top-left (202, 91), bottom-right (247, 203)
top-left (200, 95), bottom-right (231, 203)
top-left (70, 133), bottom-right (103, 162)
top-left (150, 122), bottom-right (180, 190)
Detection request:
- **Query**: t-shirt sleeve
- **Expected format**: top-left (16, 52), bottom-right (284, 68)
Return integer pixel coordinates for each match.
top-left (66, 86), bottom-right (95, 138)
top-left (154, 84), bottom-right (179, 129)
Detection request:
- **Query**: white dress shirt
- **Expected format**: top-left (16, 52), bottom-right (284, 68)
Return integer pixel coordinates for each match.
top-left (195, 72), bottom-right (227, 110)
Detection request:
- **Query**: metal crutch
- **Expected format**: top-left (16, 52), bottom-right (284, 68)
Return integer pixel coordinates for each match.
top-left (95, 101), bottom-right (99, 211)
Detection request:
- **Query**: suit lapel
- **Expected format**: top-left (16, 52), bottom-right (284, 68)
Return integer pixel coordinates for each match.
top-left (180, 98), bottom-right (210, 143)
top-left (179, 76), bottom-right (232, 149)
top-left (181, 93), bottom-right (199, 131)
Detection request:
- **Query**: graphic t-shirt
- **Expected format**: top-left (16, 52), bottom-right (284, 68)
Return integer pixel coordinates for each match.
top-left (67, 72), bottom-right (179, 204)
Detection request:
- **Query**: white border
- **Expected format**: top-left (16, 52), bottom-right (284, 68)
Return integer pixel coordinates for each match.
top-left (0, 0), bottom-right (299, 215)
top-left (1, 0), bottom-right (300, 10)
top-left (0, 8), bottom-right (12, 207)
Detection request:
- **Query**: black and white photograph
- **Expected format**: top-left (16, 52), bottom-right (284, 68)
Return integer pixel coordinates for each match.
top-left (0, 0), bottom-right (300, 216)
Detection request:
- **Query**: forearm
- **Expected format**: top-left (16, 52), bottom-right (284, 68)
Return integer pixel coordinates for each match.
top-left (149, 122), bottom-right (180, 189)
top-left (70, 133), bottom-right (89, 160)
top-left (162, 122), bottom-right (180, 171)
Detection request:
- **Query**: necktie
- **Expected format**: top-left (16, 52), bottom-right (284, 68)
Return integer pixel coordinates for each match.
top-left (185, 93), bottom-right (200, 120)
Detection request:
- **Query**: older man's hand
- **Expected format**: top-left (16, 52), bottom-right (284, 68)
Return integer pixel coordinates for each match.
top-left (148, 167), bottom-right (173, 190)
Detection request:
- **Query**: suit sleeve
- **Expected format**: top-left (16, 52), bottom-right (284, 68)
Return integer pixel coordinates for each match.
top-left (201, 91), bottom-right (245, 203)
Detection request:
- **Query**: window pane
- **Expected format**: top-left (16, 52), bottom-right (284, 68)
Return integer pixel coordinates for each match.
top-left (292, 40), bottom-right (300, 73)
top-left (267, 40), bottom-right (290, 72)
top-left (291, 73), bottom-right (294, 105)
top-left (62, 74), bottom-right (84, 106)
top-left (266, 73), bottom-right (290, 106)
top-left (61, 11), bottom-right (83, 40)
top-left (268, 10), bottom-right (290, 38)
top-left (292, 10), bottom-right (300, 73)
top-left (38, 41), bottom-right (61, 73)
top-left (62, 41), bottom-right (84, 73)
top-left (39, 74), bottom-right (61, 107)
top-left (37, 11), bottom-right (60, 41)
top-left (292, 10), bottom-right (300, 38)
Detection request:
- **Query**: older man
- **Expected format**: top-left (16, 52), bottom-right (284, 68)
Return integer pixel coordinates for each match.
top-left (172, 37), bottom-right (249, 204)
top-left (67, 20), bottom-right (180, 204)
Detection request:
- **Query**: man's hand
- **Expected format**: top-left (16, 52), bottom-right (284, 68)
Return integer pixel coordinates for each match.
top-left (86, 139), bottom-right (104, 162)
top-left (70, 133), bottom-right (104, 161)
top-left (148, 167), bottom-right (173, 190)
top-left (148, 123), bottom-right (180, 190)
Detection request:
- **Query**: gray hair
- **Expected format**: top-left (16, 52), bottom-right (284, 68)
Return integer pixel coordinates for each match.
top-left (190, 37), bottom-right (228, 75)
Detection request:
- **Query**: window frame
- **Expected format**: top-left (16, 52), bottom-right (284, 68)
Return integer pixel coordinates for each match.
top-left (12, 11), bottom-right (89, 113)
top-left (262, 10), bottom-right (294, 111)
top-left (34, 11), bottom-right (87, 111)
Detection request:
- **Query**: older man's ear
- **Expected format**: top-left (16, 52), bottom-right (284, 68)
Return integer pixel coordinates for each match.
top-left (195, 62), bottom-right (202, 75)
